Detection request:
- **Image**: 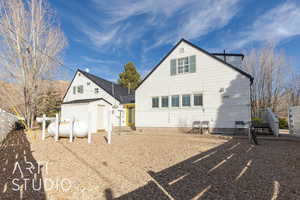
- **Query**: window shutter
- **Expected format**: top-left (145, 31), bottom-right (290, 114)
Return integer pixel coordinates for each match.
top-left (189, 55), bottom-right (196, 73)
top-left (170, 59), bottom-right (177, 75)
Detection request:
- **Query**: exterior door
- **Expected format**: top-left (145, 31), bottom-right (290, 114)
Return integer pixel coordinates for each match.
top-left (125, 104), bottom-right (135, 127)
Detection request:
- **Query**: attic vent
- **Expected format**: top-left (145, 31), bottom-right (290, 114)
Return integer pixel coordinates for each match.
top-left (179, 48), bottom-right (184, 53)
top-left (87, 82), bottom-right (91, 86)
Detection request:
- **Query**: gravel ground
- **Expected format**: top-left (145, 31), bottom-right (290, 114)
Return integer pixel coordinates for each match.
top-left (1, 131), bottom-right (300, 200)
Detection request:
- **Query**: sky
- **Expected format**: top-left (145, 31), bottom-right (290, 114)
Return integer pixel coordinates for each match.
top-left (50, 0), bottom-right (300, 81)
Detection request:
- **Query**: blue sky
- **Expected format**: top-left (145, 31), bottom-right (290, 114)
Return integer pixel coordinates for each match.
top-left (51, 0), bottom-right (300, 81)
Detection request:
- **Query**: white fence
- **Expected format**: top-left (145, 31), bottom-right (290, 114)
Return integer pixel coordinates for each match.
top-left (289, 106), bottom-right (300, 136)
top-left (0, 109), bottom-right (18, 143)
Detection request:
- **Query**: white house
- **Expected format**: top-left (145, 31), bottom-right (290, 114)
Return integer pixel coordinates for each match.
top-left (61, 70), bottom-right (135, 133)
top-left (135, 39), bottom-right (253, 133)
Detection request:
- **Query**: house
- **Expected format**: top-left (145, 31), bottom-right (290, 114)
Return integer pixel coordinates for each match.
top-left (61, 39), bottom-right (253, 134)
top-left (135, 39), bottom-right (253, 133)
top-left (61, 69), bottom-right (135, 133)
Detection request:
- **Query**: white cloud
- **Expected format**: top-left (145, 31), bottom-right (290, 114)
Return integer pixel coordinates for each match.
top-left (93, 0), bottom-right (196, 24)
top-left (81, 56), bottom-right (119, 65)
top-left (146, 0), bottom-right (241, 49)
top-left (80, 25), bottom-right (121, 49)
top-left (232, 2), bottom-right (300, 49)
top-left (85, 0), bottom-right (240, 51)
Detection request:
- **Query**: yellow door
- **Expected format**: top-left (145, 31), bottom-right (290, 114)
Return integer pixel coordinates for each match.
top-left (125, 104), bottom-right (135, 127)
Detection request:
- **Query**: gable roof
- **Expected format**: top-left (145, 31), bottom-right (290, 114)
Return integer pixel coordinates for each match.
top-left (63, 69), bottom-right (135, 104)
top-left (136, 39), bottom-right (253, 90)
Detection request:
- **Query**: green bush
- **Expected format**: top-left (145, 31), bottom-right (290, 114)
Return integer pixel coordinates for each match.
top-left (279, 118), bottom-right (288, 129)
top-left (252, 117), bottom-right (263, 125)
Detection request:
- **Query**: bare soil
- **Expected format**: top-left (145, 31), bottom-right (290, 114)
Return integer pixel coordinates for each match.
top-left (1, 131), bottom-right (300, 200)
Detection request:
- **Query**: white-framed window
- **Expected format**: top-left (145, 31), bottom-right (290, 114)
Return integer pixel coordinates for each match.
top-left (152, 97), bottom-right (159, 108)
top-left (170, 55), bottom-right (196, 76)
top-left (73, 86), bottom-right (76, 95)
top-left (182, 94), bottom-right (191, 107)
top-left (161, 96), bottom-right (169, 108)
top-left (171, 95), bottom-right (180, 107)
top-left (194, 94), bottom-right (203, 106)
top-left (77, 85), bottom-right (84, 94)
top-left (178, 57), bottom-right (189, 74)
top-left (95, 88), bottom-right (99, 94)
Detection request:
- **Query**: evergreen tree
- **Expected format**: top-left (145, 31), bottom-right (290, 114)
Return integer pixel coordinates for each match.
top-left (118, 62), bottom-right (141, 90)
top-left (37, 89), bottom-right (62, 117)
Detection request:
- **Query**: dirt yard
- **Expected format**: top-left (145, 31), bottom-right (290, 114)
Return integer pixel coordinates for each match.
top-left (1, 131), bottom-right (300, 200)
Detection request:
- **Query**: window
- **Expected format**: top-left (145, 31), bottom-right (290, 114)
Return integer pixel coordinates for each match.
top-left (182, 94), bottom-right (191, 107)
top-left (170, 55), bottom-right (196, 76)
top-left (171, 95), bottom-right (179, 107)
top-left (194, 94), bottom-right (203, 106)
top-left (152, 97), bottom-right (159, 108)
top-left (161, 96), bottom-right (169, 108)
top-left (95, 88), bottom-right (99, 94)
top-left (77, 85), bottom-right (84, 94)
top-left (73, 86), bottom-right (76, 95)
top-left (178, 57), bottom-right (189, 74)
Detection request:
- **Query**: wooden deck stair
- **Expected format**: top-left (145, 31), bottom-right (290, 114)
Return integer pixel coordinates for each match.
top-left (255, 108), bottom-right (279, 136)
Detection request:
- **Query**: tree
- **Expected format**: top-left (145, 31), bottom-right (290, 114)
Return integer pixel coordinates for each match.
top-left (0, 0), bottom-right (67, 128)
top-left (118, 62), bottom-right (141, 90)
top-left (243, 43), bottom-right (296, 117)
top-left (37, 86), bottom-right (62, 117)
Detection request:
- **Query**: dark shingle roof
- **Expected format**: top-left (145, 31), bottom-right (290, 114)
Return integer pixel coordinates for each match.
top-left (77, 69), bottom-right (135, 104)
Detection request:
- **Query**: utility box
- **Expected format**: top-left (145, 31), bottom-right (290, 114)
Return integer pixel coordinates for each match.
top-left (289, 106), bottom-right (300, 136)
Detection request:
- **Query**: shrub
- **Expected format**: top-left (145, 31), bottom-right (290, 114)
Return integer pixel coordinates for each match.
top-left (279, 118), bottom-right (288, 129)
top-left (252, 117), bottom-right (263, 125)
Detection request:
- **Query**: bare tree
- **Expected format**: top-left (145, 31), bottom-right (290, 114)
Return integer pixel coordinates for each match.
top-left (243, 43), bottom-right (292, 117)
top-left (0, 0), bottom-right (67, 128)
top-left (286, 70), bottom-right (300, 106)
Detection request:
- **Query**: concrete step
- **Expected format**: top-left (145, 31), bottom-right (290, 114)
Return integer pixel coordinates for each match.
top-left (113, 126), bottom-right (135, 132)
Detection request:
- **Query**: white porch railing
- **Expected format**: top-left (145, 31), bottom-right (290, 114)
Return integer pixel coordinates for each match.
top-left (258, 108), bottom-right (279, 136)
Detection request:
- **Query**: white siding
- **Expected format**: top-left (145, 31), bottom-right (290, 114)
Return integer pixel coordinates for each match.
top-left (63, 71), bottom-right (119, 105)
top-left (61, 99), bottom-right (126, 133)
top-left (136, 41), bottom-right (251, 129)
top-left (61, 71), bottom-right (127, 132)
